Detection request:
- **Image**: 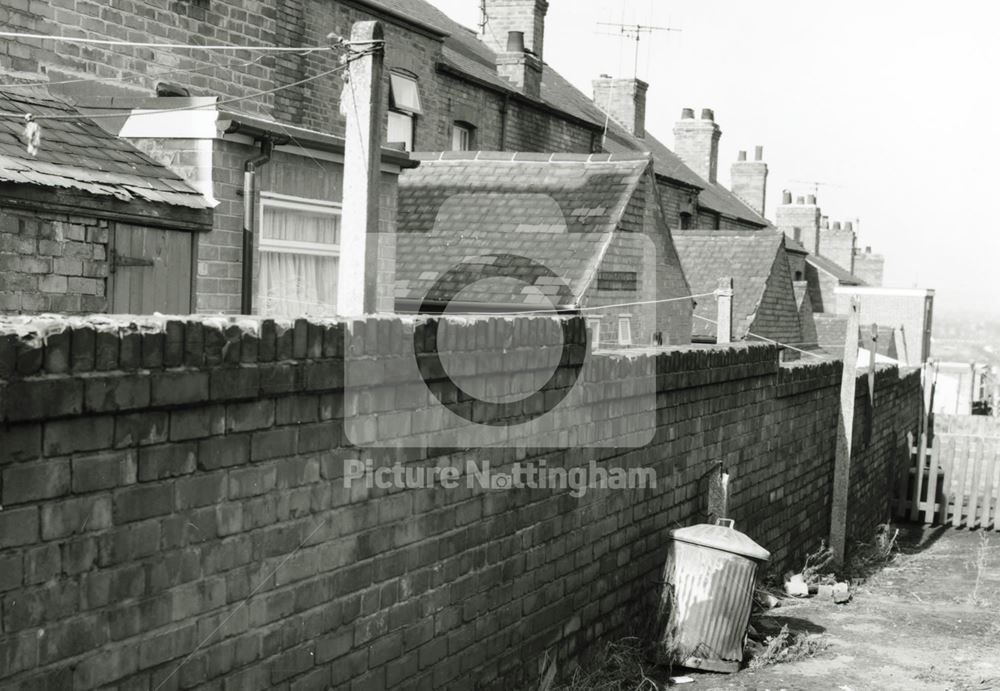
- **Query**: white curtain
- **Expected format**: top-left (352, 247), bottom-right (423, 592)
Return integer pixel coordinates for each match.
top-left (258, 205), bottom-right (340, 317)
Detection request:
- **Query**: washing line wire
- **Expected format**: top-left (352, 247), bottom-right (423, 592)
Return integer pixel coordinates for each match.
top-left (397, 291), bottom-right (718, 318)
top-left (0, 30), bottom-right (344, 52)
top-left (0, 47), bottom-right (379, 121)
top-left (0, 49), bottom-right (284, 90)
top-left (693, 314), bottom-right (832, 360)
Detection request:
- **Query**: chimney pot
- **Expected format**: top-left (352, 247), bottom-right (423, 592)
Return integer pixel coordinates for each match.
top-left (796, 196), bottom-right (805, 205)
top-left (701, 108), bottom-right (715, 121)
top-left (845, 221), bottom-right (854, 232)
top-left (866, 246), bottom-right (872, 253)
top-left (754, 145), bottom-right (764, 161)
top-left (506, 31), bottom-right (525, 53)
top-left (681, 107), bottom-right (695, 119)
top-left (832, 221), bottom-right (841, 230)
top-left (821, 216), bottom-right (829, 229)
top-left (782, 190), bottom-right (792, 205)
top-left (806, 194), bottom-right (816, 205)
top-left (737, 150), bottom-right (747, 161)
top-left (480, 0), bottom-right (549, 61)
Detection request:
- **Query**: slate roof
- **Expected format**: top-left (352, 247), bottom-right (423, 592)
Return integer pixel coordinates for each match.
top-left (806, 254), bottom-right (866, 286)
top-left (672, 229), bottom-right (788, 339)
top-left (813, 314), bottom-right (850, 351)
top-left (0, 90), bottom-right (210, 208)
top-left (363, 0), bottom-right (766, 227)
top-left (784, 235), bottom-right (809, 254)
top-left (394, 152), bottom-right (653, 308)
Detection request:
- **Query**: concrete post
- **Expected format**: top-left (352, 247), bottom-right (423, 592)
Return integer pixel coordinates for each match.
top-left (337, 21), bottom-right (386, 317)
top-left (831, 296), bottom-right (860, 565)
top-left (716, 277), bottom-right (733, 344)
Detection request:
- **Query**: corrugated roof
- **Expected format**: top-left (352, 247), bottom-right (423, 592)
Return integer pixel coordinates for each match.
top-left (0, 90), bottom-right (210, 209)
top-left (395, 152), bottom-right (653, 307)
top-left (673, 229), bottom-right (785, 339)
top-left (806, 254), bottom-right (867, 286)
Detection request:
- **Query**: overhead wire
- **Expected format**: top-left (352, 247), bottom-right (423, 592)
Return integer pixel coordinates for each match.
top-left (0, 31), bottom-right (342, 52)
top-left (0, 46), bottom-right (380, 121)
top-left (693, 314), bottom-right (832, 360)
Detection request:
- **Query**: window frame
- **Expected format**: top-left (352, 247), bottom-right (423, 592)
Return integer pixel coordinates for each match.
top-left (389, 71), bottom-right (423, 114)
top-left (617, 315), bottom-right (633, 346)
top-left (388, 109), bottom-right (416, 152)
top-left (452, 122), bottom-right (475, 151)
top-left (258, 192), bottom-right (343, 258)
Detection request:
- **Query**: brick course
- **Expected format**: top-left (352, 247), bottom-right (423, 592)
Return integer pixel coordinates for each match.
top-left (0, 314), bottom-right (921, 689)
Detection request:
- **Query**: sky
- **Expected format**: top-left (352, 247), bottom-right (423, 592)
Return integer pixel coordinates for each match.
top-left (426, 0), bottom-right (1000, 321)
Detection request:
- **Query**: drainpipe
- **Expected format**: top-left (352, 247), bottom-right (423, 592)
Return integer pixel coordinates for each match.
top-left (499, 92), bottom-right (510, 150)
top-left (241, 137), bottom-right (276, 315)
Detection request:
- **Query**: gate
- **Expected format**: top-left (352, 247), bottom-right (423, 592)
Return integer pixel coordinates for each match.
top-left (894, 428), bottom-right (1000, 529)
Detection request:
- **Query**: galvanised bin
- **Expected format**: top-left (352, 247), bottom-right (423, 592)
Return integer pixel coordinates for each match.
top-left (658, 518), bottom-right (770, 673)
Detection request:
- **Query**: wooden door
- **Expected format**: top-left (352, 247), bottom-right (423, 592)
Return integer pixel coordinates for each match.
top-left (109, 223), bottom-right (193, 314)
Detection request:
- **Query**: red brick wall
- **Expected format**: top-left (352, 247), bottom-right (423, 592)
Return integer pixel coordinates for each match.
top-left (0, 208), bottom-right (109, 314)
top-left (0, 315), bottom-right (921, 690)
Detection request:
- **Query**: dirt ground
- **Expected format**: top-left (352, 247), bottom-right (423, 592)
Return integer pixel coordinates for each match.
top-left (697, 526), bottom-right (1000, 691)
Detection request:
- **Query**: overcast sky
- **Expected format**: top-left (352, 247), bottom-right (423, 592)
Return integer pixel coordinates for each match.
top-left (426, 0), bottom-right (1000, 320)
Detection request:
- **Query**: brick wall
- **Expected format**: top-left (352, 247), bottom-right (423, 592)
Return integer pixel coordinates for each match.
top-left (0, 208), bottom-right (108, 315)
top-left (0, 314), bottom-right (921, 690)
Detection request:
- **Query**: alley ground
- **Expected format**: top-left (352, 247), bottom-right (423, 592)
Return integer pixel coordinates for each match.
top-left (700, 526), bottom-right (1000, 691)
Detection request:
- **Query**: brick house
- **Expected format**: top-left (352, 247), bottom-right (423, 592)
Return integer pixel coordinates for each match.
top-left (0, 90), bottom-right (212, 315)
top-left (394, 151), bottom-right (693, 346)
top-left (0, 0), bottom-right (781, 318)
top-left (672, 229), bottom-right (803, 352)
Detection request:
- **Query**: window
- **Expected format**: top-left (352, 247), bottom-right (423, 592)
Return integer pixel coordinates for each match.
top-left (618, 316), bottom-right (632, 346)
top-left (452, 122), bottom-right (474, 151)
top-left (258, 192), bottom-right (341, 318)
top-left (389, 73), bottom-right (422, 113)
top-left (387, 111), bottom-right (415, 152)
top-left (388, 72), bottom-right (422, 152)
top-left (587, 318), bottom-right (602, 351)
top-left (794, 270), bottom-right (804, 281)
top-left (679, 212), bottom-right (692, 230)
top-left (793, 227), bottom-right (802, 242)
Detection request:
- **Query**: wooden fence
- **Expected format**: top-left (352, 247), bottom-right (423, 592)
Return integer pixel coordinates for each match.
top-left (894, 419), bottom-right (1000, 529)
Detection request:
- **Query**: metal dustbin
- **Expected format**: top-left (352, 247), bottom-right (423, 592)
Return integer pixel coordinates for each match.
top-left (658, 518), bottom-right (770, 673)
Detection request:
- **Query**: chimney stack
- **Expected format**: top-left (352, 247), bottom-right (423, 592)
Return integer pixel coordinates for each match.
top-left (820, 220), bottom-right (857, 274)
top-left (481, 0), bottom-right (549, 61)
top-left (674, 107), bottom-right (722, 183)
top-left (592, 76), bottom-right (649, 138)
top-left (730, 144), bottom-right (768, 217)
top-left (776, 192), bottom-right (821, 255)
top-left (495, 30), bottom-right (543, 98)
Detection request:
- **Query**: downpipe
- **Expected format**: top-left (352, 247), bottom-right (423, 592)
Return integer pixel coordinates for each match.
top-left (241, 137), bottom-right (276, 315)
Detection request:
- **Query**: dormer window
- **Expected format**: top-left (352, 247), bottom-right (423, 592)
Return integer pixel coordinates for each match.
top-left (388, 71), bottom-right (422, 152)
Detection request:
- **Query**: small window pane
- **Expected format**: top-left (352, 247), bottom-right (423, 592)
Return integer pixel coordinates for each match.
top-left (389, 73), bottom-right (422, 114)
top-left (388, 111), bottom-right (414, 152)
top-left (452, 124), bottom-right (472, 151)
top-left (618, 317), bottom-right (632, 346)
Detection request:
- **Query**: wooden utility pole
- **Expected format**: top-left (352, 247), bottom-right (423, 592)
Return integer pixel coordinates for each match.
top-left (716, 277), bottom-right (734, 344)
top-left (830, 296), bottom-right (861, 565)
top-left (338, 21), bottom-right (386, 316)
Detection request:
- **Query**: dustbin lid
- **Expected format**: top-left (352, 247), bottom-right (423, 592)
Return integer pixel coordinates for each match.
top-left (670, 519), bottom-right (770, 561)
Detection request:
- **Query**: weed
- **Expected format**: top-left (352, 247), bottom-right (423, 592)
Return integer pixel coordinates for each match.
top-left (969, 531), bottom-right (992, 607)
top-left (748, 625), bottom-right (829, 670)
top-left (844, 523), bottom-right (901, 581)
top-left (552, 638), bottom-right (664, 691)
